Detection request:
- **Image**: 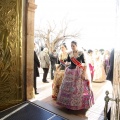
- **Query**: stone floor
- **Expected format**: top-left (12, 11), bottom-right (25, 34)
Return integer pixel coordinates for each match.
top-left (30, 69), bottom-right (113, 120)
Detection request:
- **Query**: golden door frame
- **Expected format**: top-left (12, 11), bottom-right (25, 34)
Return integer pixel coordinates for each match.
top-left (0, 0), bottom-right (25, 110)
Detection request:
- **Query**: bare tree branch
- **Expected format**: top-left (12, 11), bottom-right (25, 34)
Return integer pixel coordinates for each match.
top-left (34, 20), bottom-right (80, 52)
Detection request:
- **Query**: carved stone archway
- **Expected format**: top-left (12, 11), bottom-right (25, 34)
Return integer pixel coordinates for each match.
top-left (26, 0), bottom-right (37, 99)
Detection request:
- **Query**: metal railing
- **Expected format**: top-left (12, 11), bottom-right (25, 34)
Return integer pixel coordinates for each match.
top-left (104, 91), bottom-right (120, 120)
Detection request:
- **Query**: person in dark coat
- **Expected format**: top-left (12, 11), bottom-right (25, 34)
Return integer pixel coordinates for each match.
top-left (34, 51), bottom-right (40, 94)
top-left (106, 49), bottom-right (114, 120)
top-left (106, 49), bottom-right (114, 84)
top-left (49, 50), bottom-right (58, 80)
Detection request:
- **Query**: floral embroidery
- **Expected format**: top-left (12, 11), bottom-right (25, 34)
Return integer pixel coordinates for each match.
top-left (57, 67), bottom-right (94, 110)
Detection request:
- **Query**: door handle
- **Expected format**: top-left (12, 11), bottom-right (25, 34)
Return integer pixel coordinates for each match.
top-left (104, 91), bottom-right (120, 120)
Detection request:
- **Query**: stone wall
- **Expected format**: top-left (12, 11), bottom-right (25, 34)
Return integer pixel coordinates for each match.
top-left (26, 0), bottom-right (37, 99)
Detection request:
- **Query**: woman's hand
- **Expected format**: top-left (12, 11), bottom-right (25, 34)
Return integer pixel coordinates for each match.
top-left (65, 64), bottom-right (69, 67)
top-left (55, 64), bottom-right (61, 71)
top-left (81, 73), bottom-right (85, 80)
top-left (65, 62), bottom-right (70, 67)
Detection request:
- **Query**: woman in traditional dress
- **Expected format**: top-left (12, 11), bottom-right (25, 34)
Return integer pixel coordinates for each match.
top-left (57, 41), bottom-right (94, 110)
top-left (93, 49), bottom-right (106, 82)
top-left (88, 49), bottom-right (94, 81)
top-left (52, 43), bottom-right (68, 99)
top-left (103, 50), bottom-right (110, 75)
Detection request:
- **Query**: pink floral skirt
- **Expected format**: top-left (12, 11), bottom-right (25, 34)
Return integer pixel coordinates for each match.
top-left (57, 67), bottom-right (94, 110)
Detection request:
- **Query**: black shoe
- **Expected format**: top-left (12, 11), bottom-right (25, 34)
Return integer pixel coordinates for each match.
top-left (51, 76), bottom-right (54, 80)
top-left (35, 92), bottom-right (39, 95)
top-left (43, 81), bottom-right (49, 83)
top-left (51, 78), bottom-right (54, 80)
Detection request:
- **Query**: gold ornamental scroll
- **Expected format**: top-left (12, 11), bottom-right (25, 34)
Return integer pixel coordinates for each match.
top-left (0, 0), bottom-right (24, 110)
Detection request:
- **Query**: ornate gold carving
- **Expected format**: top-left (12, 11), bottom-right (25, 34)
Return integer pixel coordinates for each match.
top-left (0, 0), bottom-right (23, 110)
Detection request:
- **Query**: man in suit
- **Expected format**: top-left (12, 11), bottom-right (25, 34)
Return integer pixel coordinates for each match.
top-left (49, 50), bottom-right (58, 80)
top-left (39, 48), bottom-right (50, 83)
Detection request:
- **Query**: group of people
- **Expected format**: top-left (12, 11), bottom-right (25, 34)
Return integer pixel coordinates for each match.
top-left (87, 49), bottom-right (110, 82)
top-left (34, 41), bottom-right (113, 110)
top-left (52, 41), bottom-right (94, 110)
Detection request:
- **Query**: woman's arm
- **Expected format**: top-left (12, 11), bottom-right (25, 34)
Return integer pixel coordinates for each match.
top-left (65, 54), bottom-right (71, 67)
top-left (81, 53), bottom-right (87, 79)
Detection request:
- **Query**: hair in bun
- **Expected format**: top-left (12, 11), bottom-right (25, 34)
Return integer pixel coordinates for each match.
top-left (61, 43), bottom-right (67, 49)
top-left (71, 41), bottom-right (77, 46)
